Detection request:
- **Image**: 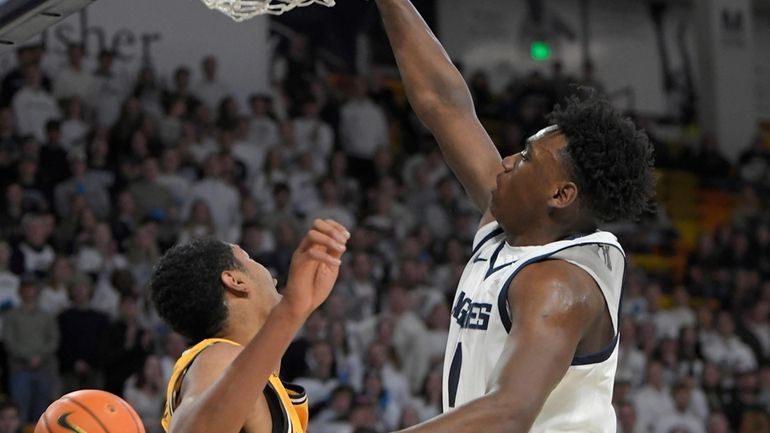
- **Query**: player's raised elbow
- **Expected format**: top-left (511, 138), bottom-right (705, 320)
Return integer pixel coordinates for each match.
top-left (411, 87), bottom-right (475, 125)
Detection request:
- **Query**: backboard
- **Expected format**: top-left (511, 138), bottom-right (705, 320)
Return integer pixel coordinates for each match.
top-left (0, 0), bottom-right (94, 53)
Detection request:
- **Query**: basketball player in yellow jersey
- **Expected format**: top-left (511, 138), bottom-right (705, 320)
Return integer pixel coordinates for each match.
top-left (149, 219), bottom-right (350, 433)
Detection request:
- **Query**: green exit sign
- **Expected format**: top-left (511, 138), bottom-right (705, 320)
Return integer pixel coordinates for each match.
top-left (530, 41), bottom-right (551, 61)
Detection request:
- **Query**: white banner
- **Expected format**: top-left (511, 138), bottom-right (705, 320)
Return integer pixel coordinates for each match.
top-left (1, 0), bottom-right (270, 107)
top-left (695, 0), bottom-right (756, 160)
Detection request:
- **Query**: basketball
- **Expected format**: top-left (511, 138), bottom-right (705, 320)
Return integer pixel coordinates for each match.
top-left (33, 389), bottom-right (145, 433)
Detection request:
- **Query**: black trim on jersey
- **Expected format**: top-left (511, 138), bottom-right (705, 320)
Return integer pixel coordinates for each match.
top-left (496, 241), bottom-right (625, 366)
top-left (447, 342), bottom-right (463, 408)
top-left (264, 382), bottom-right (289, 433)
top-left (560, 232), bottom-right (592, 241)
top-left (472, 226), bottom-right (504, 256)
top-left (575, 254), bottom-right (628, 367)
top-left (617, 254), bottom-right (629, 323)
top-left (283, 382), bottom-right (308, 405)
top-left (484, 242), bottom-right (518, 279)
top-left (571, 333), bottom-right (619, 365)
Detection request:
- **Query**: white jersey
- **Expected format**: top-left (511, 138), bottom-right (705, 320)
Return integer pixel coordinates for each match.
top-left (442, 222), bottom-right (625, 433)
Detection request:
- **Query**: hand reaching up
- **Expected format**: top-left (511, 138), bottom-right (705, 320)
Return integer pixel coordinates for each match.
top-left (282, 219), bottom-right (349, 319)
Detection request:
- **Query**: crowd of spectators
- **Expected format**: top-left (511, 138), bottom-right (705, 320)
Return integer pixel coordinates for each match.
top-left (0, 32), bottom-right (767, 433)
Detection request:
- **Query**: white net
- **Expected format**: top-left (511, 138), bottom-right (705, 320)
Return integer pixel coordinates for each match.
top-left (201, 0), bottom-right (336, 21)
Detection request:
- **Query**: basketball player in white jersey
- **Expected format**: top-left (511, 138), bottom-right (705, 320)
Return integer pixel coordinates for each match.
top-left (374, 1), bottom-right (655, 432)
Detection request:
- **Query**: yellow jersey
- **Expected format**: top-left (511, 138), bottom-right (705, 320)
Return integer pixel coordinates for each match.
top-left (161, 338), bottom-right (309, 433)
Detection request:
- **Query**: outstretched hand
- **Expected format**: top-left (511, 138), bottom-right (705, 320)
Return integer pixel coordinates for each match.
top-left (283, 219), bottom-right (349, 318)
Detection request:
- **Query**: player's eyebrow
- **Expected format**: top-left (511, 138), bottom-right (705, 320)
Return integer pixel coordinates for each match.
top-left (523, 140), bottom-right (534, 159)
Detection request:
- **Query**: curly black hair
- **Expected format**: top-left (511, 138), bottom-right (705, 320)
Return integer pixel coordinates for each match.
top-left (149, 237), bottom-right (241, 342)
top-left (548, 96), bottom-right (655, 223)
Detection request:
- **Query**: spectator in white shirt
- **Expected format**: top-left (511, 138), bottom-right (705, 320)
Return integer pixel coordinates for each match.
top-left (387, 285), bottom-right (430, 393)
top-left (339, 78), bottom-right (389, 182)
top-left (304, 177), bottom-right (355, 231)
top-left (54, 150), bottom-right (111, 220)
top-left (37, 255), bottom-right (72, 316)
top-left (336, 252), bottom-right (378, 323)
top-left (93, 50), bottom-right (129, 128)
top-left (160, 331), bottom-right (188, 386)
top-left (12, 65), bottom-right (60, 143)
top-left (655, 382), bottom-right (706, 433)
top-left (123, 355), bottom-right (165, 433)
top-left (159, 98), bottom-right (187, 147)
top-left (53, 44), bottom-right (97, 108)
top-left (9, 214), bottom-right (55, 278)
top-left (741, 300), bottom-right (770, 359)
top-left (617, 400), bottom-right (642, 433)
top-left (657, 286), bottom-right (697, 339)
top-left (194, 56), bottom-right (230, 114)
top-left (231, 118), bottom-right (267, 184)
top-left (247, 93), bottom-right (279, 149)
top-left (59, 97), bottom-right (89, 150)
top-left (184, 154), bottom-right (240, 242)
top-left (133, 65), bottom-right (164, 119)
top-left (702, 312), bottom-right (757, 372)
top-left (292, 98), bottom-right (333, 159)
top-left (634, 359), bottom-right (675, 433)
top-left (288, 152), bottom-right (322, 215)
top-left (705, 412), bottom-right (732, 433)
top-left (313, 385), bottom-right (356, 433)
top-left (156, 147), bottom-right (191, 206)
top-left (617, 317), bottom-right (647, 389)
top-left (294, 341), bottom-right (339, 409)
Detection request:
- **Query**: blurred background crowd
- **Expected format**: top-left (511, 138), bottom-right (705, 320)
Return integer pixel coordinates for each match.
top-left (0, 28), bottom-right (767, 433)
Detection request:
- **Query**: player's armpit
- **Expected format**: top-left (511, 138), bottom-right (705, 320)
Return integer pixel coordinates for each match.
top-left (486, 261), bottom-right (606, 429)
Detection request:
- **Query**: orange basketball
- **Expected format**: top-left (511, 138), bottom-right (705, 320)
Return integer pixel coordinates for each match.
top-left (34, 389), bottom-right (145, 433)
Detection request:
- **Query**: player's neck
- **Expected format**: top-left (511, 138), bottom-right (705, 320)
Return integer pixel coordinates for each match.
top-left (221, 312), bottom-right (282, 375)
top-left (221, 306), bottom-right (270, 346)
top-left (505, 230), bottom-right (561, 247)
top-left (505, 221), bottom-right (596, 247)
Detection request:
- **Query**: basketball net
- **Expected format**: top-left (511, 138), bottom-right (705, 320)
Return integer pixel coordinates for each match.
top-left (201, 0), bottom-right (336, 20)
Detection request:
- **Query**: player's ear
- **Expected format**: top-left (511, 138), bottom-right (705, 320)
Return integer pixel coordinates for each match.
top-left (221, 269), bottom-right (249, 296)
top-left (549, 181), bottom-right (578, 209)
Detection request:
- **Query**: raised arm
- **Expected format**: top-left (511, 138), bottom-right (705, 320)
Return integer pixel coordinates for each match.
top-left (168, 219), bottom-right (349, 433)
top-left (375, 0), bottom-right (501, 217)
top-left (393, 261), bottom-right (605, 433)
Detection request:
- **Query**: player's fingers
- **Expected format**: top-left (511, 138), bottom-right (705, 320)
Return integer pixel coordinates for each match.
top-left (311, 219), bottom-right (349, 245)
top-left (307, 228), bottom-right (346, 253)
top-left (295, 230), bottom-right (313, 253)
top-left (323, 219), bottom-right (350, 242)
top-left (307, 247), bottom-right (342, 267)
top-left (321, 220), bottom-right (348, 261)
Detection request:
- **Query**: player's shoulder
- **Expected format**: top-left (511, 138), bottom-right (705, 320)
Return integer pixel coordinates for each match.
top-left (187, 342), bottom-right (242, 373)
top-left (509, 260), bottom-right (602, 311)
top-left (180, 341), bottom-right (243, 397)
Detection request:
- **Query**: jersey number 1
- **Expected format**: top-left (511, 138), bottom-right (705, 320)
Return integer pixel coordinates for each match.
top-left (447, 342), bottom-right (462, 408)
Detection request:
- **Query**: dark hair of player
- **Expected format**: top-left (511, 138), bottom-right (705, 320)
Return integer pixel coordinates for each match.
top-left (149, 237), bottom-right (241, 342)
top-left (548, 95), bottom-right (656, 223)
